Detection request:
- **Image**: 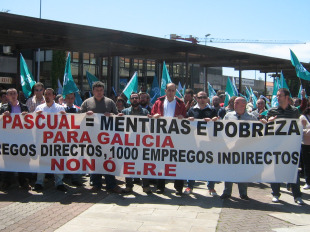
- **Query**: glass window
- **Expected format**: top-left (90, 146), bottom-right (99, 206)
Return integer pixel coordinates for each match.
top-left (83, 53), bottom-right (90, 64)
top-left (119, 57), bottom-right (125, 68)
top-left (124, 58), bottom-right (130, 69)
top-left (45, 50), bottom-right (52, 62)
top-left (103, 58), bottom-right (108, 66)
top-left (90, 53), bottom-right (96, 65)
top-left (36, 50), bottom-right (44, 62)
top-left (72, 52), bottom-right (79, 63)
top-left (147, 60), bottom-right (155, 71)
top-left (83, 64), bottom-right (96, 75)
top-left (71, 63), bottom-right (78, 76)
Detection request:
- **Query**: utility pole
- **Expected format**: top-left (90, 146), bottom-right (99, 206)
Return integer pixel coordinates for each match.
top-left (37, 0), bottom-right (42, 82)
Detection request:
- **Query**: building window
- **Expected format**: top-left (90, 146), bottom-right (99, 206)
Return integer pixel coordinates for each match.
top-left (147, 60), bottom-right (155, 71)
top-left (83, 53), bottom-right (90, 64)
top-left (90, 53), bottom-right (96, 65)
top-left (102, 58), bottom-right (108, 66)
top-left (72, 52), bottom-right (79, 63)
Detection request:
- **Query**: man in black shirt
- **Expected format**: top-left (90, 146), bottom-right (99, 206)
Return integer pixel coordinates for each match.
top-left (184, 91), bottom-right (219, 196)
top-left (263, 88), bottom-right (304, 205)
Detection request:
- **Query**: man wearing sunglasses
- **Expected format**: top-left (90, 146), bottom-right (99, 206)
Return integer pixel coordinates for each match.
top-left (184, 91), bottom-right (219, 196)
top-left (118, 92), bottom-right (152, 194)
top-left (26, 82), bottom-right (45, 113)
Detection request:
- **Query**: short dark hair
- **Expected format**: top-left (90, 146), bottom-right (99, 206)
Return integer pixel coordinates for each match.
top-left (45, 88), bottom-right (55, 96)
top-left (219, 94), bottom-right (225, 99)
top-left (116, 96), bottom-right (125, 104)
top-left (130, 92), bottom-right (139, 98)
top-left (0, 89), bottom-right (7, 97)
top-left (55, 94), bottom-right (63, 102)
top-left (92, 81), bottom-right (105, 90)
top-left (7, 88), bottom-right (18, 94)
top-left (185, 88), bottom-right (194, 96)
top-left (33, 82), bottom-right (44, 89)
top-left (139, 92), bottom-right (150, 99)
top-left (228, 96), bottom-right (237, 104)
top-left (278, 88), bottom-right (290, 97)
top-left (257, 98), bottom-right (266, 105)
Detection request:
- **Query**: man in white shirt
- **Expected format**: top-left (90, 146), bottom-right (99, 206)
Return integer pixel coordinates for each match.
top-left (151, 83), bottom-right (187, 195)
top-left (33, 88), bottom-right (67, 192)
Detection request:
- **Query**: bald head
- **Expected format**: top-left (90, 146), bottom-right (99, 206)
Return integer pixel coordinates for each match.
top-left (212, 96), bottom-right (220, 107)
top-left (234, 97), bottom-right (247, 115)
top-left (256, 98), bottom-right (265, 111)
top-left (165, 83), bottom-right (177, 101)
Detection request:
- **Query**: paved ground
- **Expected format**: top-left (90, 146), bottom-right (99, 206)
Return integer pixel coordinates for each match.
top-left (0, 175), bottom-right (310, 232)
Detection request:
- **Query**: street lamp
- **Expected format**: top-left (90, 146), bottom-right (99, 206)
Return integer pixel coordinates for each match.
top-left (205, 34), bottom-right (211, 45)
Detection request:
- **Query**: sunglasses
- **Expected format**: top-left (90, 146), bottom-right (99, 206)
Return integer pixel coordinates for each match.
top-left (130, 97), bottom-right (139, 100)
top-left (197, 96), bottom-right (207, 99)
top-left (35, 89), bottom-right (43, 92)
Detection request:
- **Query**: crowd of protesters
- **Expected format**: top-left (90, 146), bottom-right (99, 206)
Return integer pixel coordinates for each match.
top-left (0, 81), bottom-right (309, 206)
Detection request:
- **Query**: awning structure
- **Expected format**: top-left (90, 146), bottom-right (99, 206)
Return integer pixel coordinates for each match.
top-left (0, 12), bottom-right (309, 79)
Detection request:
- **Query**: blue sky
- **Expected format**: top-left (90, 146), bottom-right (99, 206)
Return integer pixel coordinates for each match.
top-left (2, 0), bottom-right (310, 81)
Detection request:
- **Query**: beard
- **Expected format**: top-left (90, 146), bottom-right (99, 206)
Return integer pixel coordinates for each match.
top-left (140, 100), bottom-right (147, 107)
top-left (131, 102), bottom-right (139, 108)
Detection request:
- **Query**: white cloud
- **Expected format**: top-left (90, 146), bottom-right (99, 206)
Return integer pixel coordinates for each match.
top-left (213, 42), bottom-right (310, 63)
top-left (217, 42), bottom-right (310, 81)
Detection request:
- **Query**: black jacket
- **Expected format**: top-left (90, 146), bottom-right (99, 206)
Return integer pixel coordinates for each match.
top-left (187, 106), bottom-right (217, 119)
top-left (0, 103), bottom-right (29, 115)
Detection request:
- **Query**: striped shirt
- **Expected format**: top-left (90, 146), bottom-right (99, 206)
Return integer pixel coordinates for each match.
top-left (267, 105), bottom-right (300, 119)
top-left (26, 96), bottom-right (45, 113)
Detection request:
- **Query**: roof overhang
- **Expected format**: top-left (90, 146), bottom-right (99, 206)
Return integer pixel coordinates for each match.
top-left (1, 12), bottom-right (309, 79)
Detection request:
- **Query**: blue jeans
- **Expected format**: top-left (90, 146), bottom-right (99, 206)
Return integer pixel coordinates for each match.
top-left (187, 180), bottom-right (215, 190)
top-left (271, 172), bottom-right (302, 198)
top-left (90, 174), bottom-right (116, 190)
top-left (223, 182), bottom-right (247, 196)
top-left (36, 173), bottom-right (64, 186)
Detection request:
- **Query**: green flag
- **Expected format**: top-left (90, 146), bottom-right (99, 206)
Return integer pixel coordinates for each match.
top-left (160, 61), bottom-right (172, 96)
top-left (62, 52), bottom-right (79, 99)
top-left (122, 71), bottom-right (138, 103)
top-left (271, 77), bottom-right (279, 107)
top-left (160, 61), bottom-right (182, 98)
top-left (279, 72), bottom-right (291, 97)
top-left (150, 75), bottom-right (160, 104)
top-left (245, 86), bottom-right (251, 101)
top-left (290, 49), bottom-right (310, 81)
top-left (20, 54), bottom-right (36, 98)
top-left (298, 84), bottom-right (307, 99)
top-left (208, 82), bottom-right (216, 103)
top-left (224, 77), bottom-right (236, 107)
top-left (86, 71), bottom-right (99, 90)
top-left (249, 86), bottom-right (257, 108)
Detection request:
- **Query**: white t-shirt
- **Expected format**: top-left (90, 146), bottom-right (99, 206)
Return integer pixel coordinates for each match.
top-left (35, 102), bottom-right (65, 113)
top-left (163, 97), bottom-right (176, 117)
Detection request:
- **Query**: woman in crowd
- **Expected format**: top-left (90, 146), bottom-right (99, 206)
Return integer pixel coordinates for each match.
top-left (116, 96), bottom-right (126, 113)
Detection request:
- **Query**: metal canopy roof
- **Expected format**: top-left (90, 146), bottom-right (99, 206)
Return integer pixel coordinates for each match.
top-left (1, 12), bottom-right (309, 78)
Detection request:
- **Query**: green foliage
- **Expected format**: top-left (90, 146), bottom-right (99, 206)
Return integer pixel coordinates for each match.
top-left (51, 50), bottom-right (66, 89)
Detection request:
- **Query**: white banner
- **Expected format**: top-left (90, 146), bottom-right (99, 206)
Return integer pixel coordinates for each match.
top-left (0, 113), bottom-right (302, 183)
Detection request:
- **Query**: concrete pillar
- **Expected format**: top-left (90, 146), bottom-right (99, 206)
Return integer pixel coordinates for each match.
top-left (78, 52), bottom-right (83, 94)
top-left (112, 56), bottom-right (119, 93)
top-left (264, 73), bottom-right (267, 96)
